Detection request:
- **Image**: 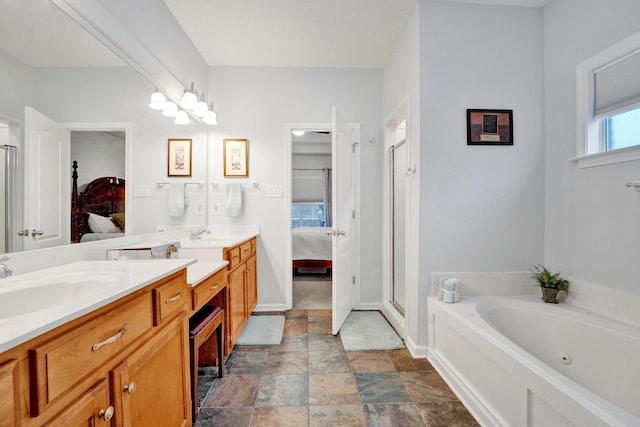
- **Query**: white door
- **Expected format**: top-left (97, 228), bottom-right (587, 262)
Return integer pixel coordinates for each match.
top-left (331, 107), bottom-right (355, 335)
top-left (23, 107), bottom-right (71, 250)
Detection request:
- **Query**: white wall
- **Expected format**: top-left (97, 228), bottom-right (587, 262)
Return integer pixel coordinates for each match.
top-left (0, 51), bottom-right (34, 120)
top-left (543, 0), bottom-right (640, 293)
top-left (381, 3), bottom-right (421, 350)
top-left (71, 131), bottom-right (125, 188)
top-left (418, 2), bottom-right (545, 347)
top-left (207, 66), bottom-right (383, 308)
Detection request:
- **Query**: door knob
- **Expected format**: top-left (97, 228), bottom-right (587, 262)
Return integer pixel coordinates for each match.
top-left (336, 230), bottom-right (346, 236)
top-left (17, 229), bottom-right (29, 236)
top-left (31, 229), bottom-right (44, 237)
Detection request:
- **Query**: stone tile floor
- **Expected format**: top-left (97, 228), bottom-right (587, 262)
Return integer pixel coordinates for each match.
top-left (193, 309), bottom-right (479, 427)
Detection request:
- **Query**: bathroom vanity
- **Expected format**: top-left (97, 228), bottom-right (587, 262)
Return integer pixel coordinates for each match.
top-left (0, 260), bottom-right (195, 427)
top-left (0, 226), bottom-right (260, 427)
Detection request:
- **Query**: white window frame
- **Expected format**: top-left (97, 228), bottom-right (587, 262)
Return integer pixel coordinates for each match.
top-left (575, 30), bottom-right (640, 168)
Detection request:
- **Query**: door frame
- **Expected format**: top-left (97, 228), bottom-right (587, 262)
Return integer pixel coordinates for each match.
top-left (283, 121), bottom-right (361, 311)
top-left (63, 122), bottom-right (132, 237)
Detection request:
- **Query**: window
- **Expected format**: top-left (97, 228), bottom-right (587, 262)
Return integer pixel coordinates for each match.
top-left (605, 108), bottom-right (640, 151)
top-left (576, 30), bottom-right (640, 168)
top-left (291, 203), bottom-right (326, 228)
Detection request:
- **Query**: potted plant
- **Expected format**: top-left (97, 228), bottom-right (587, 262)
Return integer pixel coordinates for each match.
top-left (530, 264), bottom-right (569, 304)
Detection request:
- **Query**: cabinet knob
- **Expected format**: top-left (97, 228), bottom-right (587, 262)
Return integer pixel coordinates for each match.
top-left (99, 405), bottom-right (115, 421)
top-left (123, 381), bottom-right (136, 395)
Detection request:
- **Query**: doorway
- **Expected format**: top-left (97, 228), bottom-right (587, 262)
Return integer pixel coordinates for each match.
top-left (290, 127), bottom-right (333, 310)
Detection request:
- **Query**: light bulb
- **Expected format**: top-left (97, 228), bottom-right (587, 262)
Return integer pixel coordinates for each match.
top-left (148, 91), bottom-right (167, 110)
top-left (174, 110), bottom-right (191, 125)
top-left (161, 101), bottom-right (178, 117)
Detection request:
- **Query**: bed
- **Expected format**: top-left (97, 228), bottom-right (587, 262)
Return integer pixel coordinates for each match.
top-left (292, 227), bottom-right (333, 274)
top-left (71, 161), bottom-right (126, 243)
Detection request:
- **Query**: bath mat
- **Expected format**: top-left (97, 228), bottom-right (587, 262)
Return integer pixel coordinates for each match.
top-left (339, 311), bottom-right (404, 351)
top-left (236, 315), bottom-right (285, 345)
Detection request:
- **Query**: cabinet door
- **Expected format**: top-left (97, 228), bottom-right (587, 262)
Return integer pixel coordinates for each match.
top-left (228, 264), bottom-right (247, 348)
top-left (246, 255), bottom-right (257, 314)
top-left (43, 379), bottom-right (112, 427)
top-left (110, 315), bottom-right (190, 427)
top-left (0, 360), bottom-right (18, 427)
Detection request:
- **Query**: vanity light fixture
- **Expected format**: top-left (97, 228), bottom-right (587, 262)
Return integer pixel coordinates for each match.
top-left (174, 110), bottom-right (191, 125)
top-left (292, 130), bottom-right (305, 136)
top-left (201, 103), bottom-right (218, 125)
top-left (161, 101), bottom-right (178, 117)
top-left (180, 82), bottom-right (198, 110)
top-left (193, 93), bottom-right (209, 118)
top-left (148, 90), bottom-right (167, 110)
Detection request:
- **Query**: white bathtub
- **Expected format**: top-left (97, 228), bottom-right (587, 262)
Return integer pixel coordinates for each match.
top-left (427, 295), bottom-right (640, 427)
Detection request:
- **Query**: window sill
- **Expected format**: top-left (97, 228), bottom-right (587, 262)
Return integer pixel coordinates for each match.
top-left (570, 145), bottom-right (640, 168)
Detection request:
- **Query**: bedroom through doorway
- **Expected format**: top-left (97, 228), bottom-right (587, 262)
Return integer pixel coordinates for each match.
top-left (291, 127), bottom-right (333, 309)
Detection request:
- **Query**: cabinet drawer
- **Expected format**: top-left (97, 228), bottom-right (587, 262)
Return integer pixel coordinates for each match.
top-left (192, 269), bottom-right (227, 312)
top-left (154, 275), bottom-right (188, 325)
top-left (29, 293), bottom-right (153, 415)
top-left (227, 247), bottom-right (241, 270)
top-left (240, 241), bottom-right (252, 262)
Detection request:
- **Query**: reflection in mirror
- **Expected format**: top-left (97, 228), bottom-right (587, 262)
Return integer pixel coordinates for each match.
top-left (0, 1), bottom-right (205, 254)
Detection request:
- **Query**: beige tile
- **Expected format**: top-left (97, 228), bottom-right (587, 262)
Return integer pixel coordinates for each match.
top-left (399, 371), bottom-right (457, 402)
top-left (388, 348), bottom-right (435, 371)
top-left (284, 318), bottom-right (308, 336)
top-left (251, 406), bottom-right (309, 427)
top-left (309, 373), bottom-right (360, 405)
top-left (348, 351), bottom-right (396, 372)
top-left (416, 399), bottom-right (480, 427)
top-left (309, 405), bottom-right (366, 427)
top-left (264, 351), bottom-right (308, 375)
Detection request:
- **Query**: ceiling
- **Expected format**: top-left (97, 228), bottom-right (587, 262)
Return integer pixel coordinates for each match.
top-left (0, 0), bottom-right (550, 69)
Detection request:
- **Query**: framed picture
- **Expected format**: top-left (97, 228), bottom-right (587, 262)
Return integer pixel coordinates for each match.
top-left (466, 109), bottom-right (513, 145)
top-left (223, 138), bottom-right (249, 177)
top-left (167, 138), bottom-right (192, 177)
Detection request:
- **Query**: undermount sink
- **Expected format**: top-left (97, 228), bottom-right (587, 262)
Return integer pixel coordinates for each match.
top-left (0, 272), bottom-right (124, 319)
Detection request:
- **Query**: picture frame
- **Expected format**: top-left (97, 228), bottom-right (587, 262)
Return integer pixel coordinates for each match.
top-left (223, 138), bottom-right (249, 177)
top-left (466, 109), bottom-right (513, 145)
top-left (167, 138), bottom-right (192, 177)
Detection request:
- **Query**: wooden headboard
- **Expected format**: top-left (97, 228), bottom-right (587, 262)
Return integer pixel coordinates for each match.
top-left (71, 160), bottom-right (126, 243)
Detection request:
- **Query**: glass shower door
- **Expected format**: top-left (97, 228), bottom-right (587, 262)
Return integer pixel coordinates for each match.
top-left (391, 140), bottom-right (407, 316)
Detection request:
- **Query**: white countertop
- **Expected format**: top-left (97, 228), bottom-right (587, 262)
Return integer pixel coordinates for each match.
top-left (187, 260), bottom-right (229, 286)
top-left (0, 259), bottom-right (195, 353)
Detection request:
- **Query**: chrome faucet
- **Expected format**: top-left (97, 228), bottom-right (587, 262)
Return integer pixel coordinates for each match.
top-left (0, 256), bottom-right (12, 279)
top-left (189, 227), bottom-right (211, 240)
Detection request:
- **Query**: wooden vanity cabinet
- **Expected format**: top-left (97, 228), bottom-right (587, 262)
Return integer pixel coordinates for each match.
top-left (42, 379), bottom-right (111, 427)
top-left (0, 269), bottom-right (191, 427)
top-left (0, 359), bottom-right (19, 427)
top-left (223, 237), bottom-right (257, 352)
top-left (109, 314), bottom-right (189, 427)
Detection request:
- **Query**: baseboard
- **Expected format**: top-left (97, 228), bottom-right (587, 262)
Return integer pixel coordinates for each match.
top-left (405, 335), bottom-right (427, 358)
top-left (356, 302), bottom-right (384, 310)
top-left (254, 303), bottom-right (286, 312)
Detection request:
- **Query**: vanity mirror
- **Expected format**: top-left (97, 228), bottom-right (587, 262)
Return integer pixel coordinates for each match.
top-left (0, 1), bottom-right (206, 254)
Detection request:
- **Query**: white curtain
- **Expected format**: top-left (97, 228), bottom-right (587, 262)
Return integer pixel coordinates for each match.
top-left (323, 168), bottom-right (332, 227)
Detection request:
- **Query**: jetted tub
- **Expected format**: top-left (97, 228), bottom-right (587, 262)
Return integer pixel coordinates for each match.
top-left (427, 295), bottom-right (640, 427)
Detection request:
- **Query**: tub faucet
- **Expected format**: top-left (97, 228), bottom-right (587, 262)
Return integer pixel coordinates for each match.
top-left (0, 256), bottom-right (12, 279)
top-left (190, 227), bottom-right (211, 240)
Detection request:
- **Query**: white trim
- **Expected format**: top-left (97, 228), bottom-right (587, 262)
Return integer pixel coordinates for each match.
top-left (254, 303), bottom-right (287, 312)
top-left (62, 122), bottom-right (132, 236)
top-left (570, 144), bottom-right (640, 168)
top-left (358, 302), bottom-right (384, 311)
